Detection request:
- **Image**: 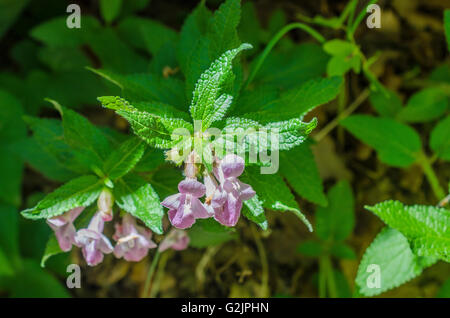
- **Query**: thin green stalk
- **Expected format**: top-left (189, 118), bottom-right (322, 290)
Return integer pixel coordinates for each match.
top-left (322, 256), bottom-right (338, 298)
top-left (251, 224), bottom-right (270, 297)
top-left (337, 78), bottom-right (348, 145)
top-left (243, 23), bottom-right (325, 89)
top-left (418, 152), bottom-right (445, 201)
top-left (347, 0), bottom-right (378, 38)
top-left (149, 250), bottom-right (171, 298)
top-left (142, 249), bottom-right (161, 298)
top-left (318, 257), bottom-right (327, 298)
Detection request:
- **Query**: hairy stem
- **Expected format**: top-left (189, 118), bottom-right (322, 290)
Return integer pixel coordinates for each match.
top-left (142, 249), bottom-right (161, 298)
top-left (243, 23), bottom-right (325, 89)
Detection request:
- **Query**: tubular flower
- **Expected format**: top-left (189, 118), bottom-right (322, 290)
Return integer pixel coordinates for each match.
top-left (97, 188), bottom-right (114, 221)
top-left (75, 212), bottom-right (113, 266)
top-left (158, 228), bottom-right (190, 252)
top-left (47, 207), bottom-right (84, 252)
top-left (161, 178), bottom-right (210, 229)
top-left (113, 214), bottom-right (157, 262)
top-left (213, 154), bottom-right (255, 226)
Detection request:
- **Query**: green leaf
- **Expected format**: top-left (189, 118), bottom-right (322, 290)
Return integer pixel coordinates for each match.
top-left (134, 148), bottom-right (165, 172)
top-left (341, 115), bottom-right (422, 167)
top-left (330, 242), bottom-right (356, 259)
top-left (242, 195), bottom-right (267, 230)
top-left (49, 100), bottom-right (112, 170)
top-left (100, 97), bottom-right (193, 150)
top-left (238, 2), bottom-right (262, 50)
top-left (430, 115), bottom-right (450, 161)
top-left (323, 40), bottom-right (360, 77)
top-left (242, 76), bottom-right (343, 123)
top-left (100, 0), bottom-right (122, 24)
top-left (366, 200), bottom-right (450, 262)
top-left (188, 218), bottom-right (237, 248)
top-left (10, 259), bottom-right (70, 297)
top-left (396, 88), bottom-right (448, 123)
top-left (117, 16), bottom-right (178, 55)
top-left (241, 167), bottom-right (312, 231)
top-left (252, 44), bottom-right (329, 90)
top-left (369, 88), bottom-right (403, 118)
top-left (316, 180), bottom-right (354, 241)
top-left (150, 165), bottom-right (180, 199)
top-left (30, 16), bottom-right (100, 47)
top-left (444, 10), bottom-right (450, 51)
top-left (0, 90), bottom-right (26, 142)
top-left (103, 137), bottom-right (145, 180)
top-left (437, 278), bottom-right (450, 298)
top-left (355, 227), bottom-right (437, 297)
top-left (21, 175), bottom-right (103, 220)
top-left (0, 204), bottom-right (20, 267)
top-left (280, 141), bottom-right (327, 206)
top-left (0, 145), bottom-right (23, 207)
top-left (297, 240), bottom-right (323, 257)
top-left (0, 0), bottom-right (29, 39)
top-left (177, 1), bottom-right (212, 98)
top-left (114, 174), bottom-right (164, 234)
top-left (323, 39), bottom-right (355, 56)
top-left (207, 0), bottom-right (241, 60)
top-left (90, 69), bottom-right (187, 111)
top-left (190, 43), bottom-right (252, 129)
top-left (0, 247), bottom-right (14, 277)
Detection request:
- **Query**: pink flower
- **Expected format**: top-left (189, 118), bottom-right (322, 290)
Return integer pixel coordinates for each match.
top-left (213, 154), bottom-right (255, 226)
top-left (47, 207), bottom-right (84, 252)
top-left (97, 188), bottom-right (114, 221)
top-left (158, 228), bottom-right (190, 252)
top-left (161, 178), bottom-right (210, 229)
top-left (113, 214), bottom-right (157, 262)
top-left (75, 212), bottom-right (113, 266)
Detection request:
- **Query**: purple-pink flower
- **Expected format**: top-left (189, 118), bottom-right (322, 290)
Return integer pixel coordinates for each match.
top-left (75, 212), bottom-right (113, 266)
top-left (158, 228), bottom-right (190, 252)
top-left (213, 154), bottom-right (255, 226)
top-left (113, 214), bottom-right (157, 262)
top-left (97, 188), bottom-right (114, 221)
top-left (47, 207), bottom-right (84, 252)
top-left (161, 178), bottom-right (210, 229)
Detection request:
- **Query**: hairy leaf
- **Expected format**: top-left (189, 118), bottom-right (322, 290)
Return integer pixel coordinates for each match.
top-left (103, 137), bottom-right (145, 180)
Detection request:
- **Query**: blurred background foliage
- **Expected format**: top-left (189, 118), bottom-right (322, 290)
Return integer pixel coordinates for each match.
top-left (0, 0), bottom-right (449, 297)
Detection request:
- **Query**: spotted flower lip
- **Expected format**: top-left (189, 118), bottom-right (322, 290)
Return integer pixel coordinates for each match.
top-left (47, 207), bottom-right (84, 252)
top-left (158, 228), bottom-right (190, 252)
top-left (75, 212), bottom-right (113, 266)
top-left (212, 154), bottom-right (256, 227)
top-left (161, 178), bottom-right (210, 229)
top-left (113, 214), bottom-right (156, 262)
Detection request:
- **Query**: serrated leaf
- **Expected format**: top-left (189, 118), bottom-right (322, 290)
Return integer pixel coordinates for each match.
top-left (356, 227), bottom-right (437, 296)
top-left (396, 88), bottom-right (448, 123)
top-left (242, 76), bottom-right (343, 123)
top-left (369, 88), bottom-right (403, 118)
top-left (316, 180), bottom-right (354, 241)
top-left (242, 195), bottom-right (267, 230)
top-left (241, 166), bottom-right (312, 231)
top-left (114, 174), bottom-right (164, 234)
top-left (366, 200), bottom-right (450, 261)
top-left (430, 115), bottom-right (450, 161)
top-left (103, 137), bottom-right (145, 180)
top-left (207, 0), bottom-right (241, 60)
top-left (188, 218), bottom-right (237, 248)
top-left (49, 100), bottom-right (112, 170)
top-left (190, 43), bottom-right (252, 129)
top-left (280, 141), bottom-right (327, 206)
top-left (21, 175), bottom-right (103, 220)
top-left (341, 115), bottom-right (422, 167)
top-left (99, 96), bottom-right (193, 150)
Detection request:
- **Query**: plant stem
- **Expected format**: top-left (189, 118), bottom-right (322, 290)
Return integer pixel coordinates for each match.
top-left (251, 224), bottom-right (270, 297)
top-left (149, 250), bottom-right (172, 298)
top-left (142, 249), bottom-right (161, 298)
top-left (243, 22), bottom-right (325, 89)
top-left (322, 256), bottom-right (338, 298)
top-left (314, 88), bottom-right (369, 142)
top-left (318, 257), bottom-right (327, 298)
top-left (418, 151), bottom-right (445, 201)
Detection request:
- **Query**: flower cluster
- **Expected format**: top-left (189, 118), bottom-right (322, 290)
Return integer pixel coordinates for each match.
top-left (162, 154), bottom-right (256, 228)
top-left (46, 189), bottom-right (189, 266)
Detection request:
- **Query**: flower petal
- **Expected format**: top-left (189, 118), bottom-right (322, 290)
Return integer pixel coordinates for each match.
top-left (161, 193), bottom-right (182, 210)
top-left (220, 154), bottom-right (245, 179)
top-left (178, 178), bottom-right (206, 197)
